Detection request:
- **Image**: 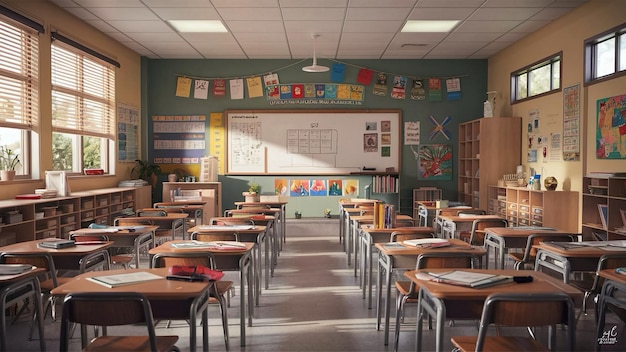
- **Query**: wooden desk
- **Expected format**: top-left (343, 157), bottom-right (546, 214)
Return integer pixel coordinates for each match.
top-left (405, 268), bottom-right (582, 351)
top-left (484, 226), bottom-right (572, 269)
top-left (189, 224), bottom-right (268, 305)
top-left (596, 269), bottom-right (626, 350)
top-left (438, 214), bottom-right (502, 239)
top-left (338, 199), bottom-right (378, 249)
top-left (374, 240), bottom-right (485, 345)
top-left (117, 213), bottom-right (188, 241)
top-left (153, 201), bottom-right (205, 227)
top-left (0, 240), bottom-right (113, 271)
top-left (69, 225), bottom-right (158, 268)
top-left (0, 267), bottom-right (46, 352)
top-left (149, 240), bottom-right (254, 346)
top-left (360, 226), bottom-right (434, 309)
top-left (433, 207), bottom-right (474, 236)
top-left (234, 200), bottom-right (287, 251)
top-left (533, 241), bottom-right (626, 275)
top-left (50, 268), bottom-right (211, 352)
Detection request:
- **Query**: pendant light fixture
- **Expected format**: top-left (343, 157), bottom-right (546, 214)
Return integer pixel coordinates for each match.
top-left (302, 34), bottom-right (329, 73)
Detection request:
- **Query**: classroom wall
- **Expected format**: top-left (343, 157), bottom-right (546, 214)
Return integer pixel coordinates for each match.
top-left (0, 0), bottom-right (142, 198)
top-left (144, 59), bottom-right (488, 215)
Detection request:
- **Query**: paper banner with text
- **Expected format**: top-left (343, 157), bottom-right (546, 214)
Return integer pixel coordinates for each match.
top-left (373, 72), bottom-right (388, 96)
top-left (230, 79), bottom-right (244, 100)
top-left (391, 75), bottom-right (407, 99)
top-left (193, 79), bottom-right (209, 99)
top-left (428, 78), bottom-right (442, 101)
top-left (212, 79), bottom-right (226, 97)
top-left (246, 76), bottom-right (263, 98)
top-left (266, 83), bottom-right (364, 105)
top-left (175, 76), bottom-right (192, 97)
top-left (446, 78), bottom-right (461, 100)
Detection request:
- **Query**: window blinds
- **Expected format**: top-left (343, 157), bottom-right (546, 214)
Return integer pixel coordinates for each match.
top-left (51, 40), bottom-right (116, 140)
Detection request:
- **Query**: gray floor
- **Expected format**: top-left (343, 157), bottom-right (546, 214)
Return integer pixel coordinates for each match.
top-left (6, 219), bottom-right (603, 351)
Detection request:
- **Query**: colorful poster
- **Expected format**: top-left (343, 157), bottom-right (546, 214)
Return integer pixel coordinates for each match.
top-left (246, 76), bottom-right (263, 98)
top-left (337, 84), bottom-right (350, 99)
top-left (175, 76), bottom-right (191, 97)
top-left (563, 83), bottom-right (580, 161)
top-left (292, 84), bottom-right (304, 98)
top-left (446, 78), bottom-right (461, 100)
top-left (328, 179), bottom-right (343, 196)
top-left (266, 85), bottom-right (279, 99)
top-left (342, 180), bottom-right (359, 196)
top-left (357, 68), bottom-right (373, 85)
top-left (373, 72), bottom-right (388, 96)
top-left (410, 79), bottom-right (426, 100)
top-left (309, 179), bottom-right (327, 196)
top-left (331, 63), bottom-right (345, 82)
top-left (325, 84), bottom-right (337, 99)
top-left (264, 73), bottom-right (279, 86)
top-left (289, 179), bottom-right (310, 197)
top-left (212, 79), bottom-right (226, 97)
top-left (417, 144), bottom-right (452, 180)
top-left (596, 93), bottom-right (626, 159)
top-left (364, 133), bottom-right (378, 152)
top-left (391, 75), bottom-right (407, 99)
top-left (428, 78), bottom-right (442, 101)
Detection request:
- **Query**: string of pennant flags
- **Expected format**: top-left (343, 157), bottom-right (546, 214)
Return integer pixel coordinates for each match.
top-left (174, 59), bottom-right (467, 104)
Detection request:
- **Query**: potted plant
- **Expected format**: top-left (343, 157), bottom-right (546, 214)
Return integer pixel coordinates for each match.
top-left (131, 159), bottom-right (161, 188)
top-left (0, 145), bottom-right (20, 181)
top-left (323, 208), bottom-right (332, 218)
top-left (242, 181), bottom-right (261, 202)
top-left (294, 210), bottom-right (302, 219)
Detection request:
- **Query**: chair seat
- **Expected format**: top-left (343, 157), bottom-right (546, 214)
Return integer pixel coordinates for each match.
top-left (214, 280), bottom-right (233, 295)
top-left (395, 281), bottom-right (412, 296)
top-left (85, 335), bottom-right (179, 352)
top-left (451, 335), bottom-right (550, 352)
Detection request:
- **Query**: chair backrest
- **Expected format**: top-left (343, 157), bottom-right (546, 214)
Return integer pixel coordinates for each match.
top-left (523, 233), bottom-right (576, 262)
top-left (59, 292), bottom-right (159, 352)
top-left (389, 230), bottom-right (433, 243)
top-left (151, 252), bottom-right (214, 269)
top-left (457, 209), bottom-right (487, 216)
top-left (0, 252), bottom-right (59, 287)
top-left (597, 280), bottom-right (626, 351)
top-left (475, 292), bottom-right (575, 351)
top-left (69, 233), bottom-right (109, 242)
top-left (137, 209), bottom-right (167, 217)
top-left (535, 249), bottom-right (571, 283)
top-left (79, 250), bottom-right (111, 273)
top-left (210, 217), bottom-right (255, 226)
top-left (469, 218), bottom-right (508, 245)
top-left (191, 231), bottom-right (239, 242)
top-left (416, 251), bottom-right (477, 270)
top-left (417, 206), bottom-right (428, 227)
top-left (590, 253), bottom-right (626, 296)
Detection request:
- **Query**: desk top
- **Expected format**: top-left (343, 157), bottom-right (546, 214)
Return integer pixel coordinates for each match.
top-left (70, 225), bottom-right (159, 237)
top-left (154, 201), bottom-right (206, 207)
top-left (485, 226), bottom-right (569, 238)
top-left (0, 240), bottom-right (113, 256)
top-left (0, 267), bottom-right (45, 285)
top-left (534, 241), bottom-right (626, 258)
top-left (124, 213), bottom-right (189, 220)
top-left (50, 267), bottom-right (211, 299)
top-left (404, 269), bottom-right (582, 301)
top-left (350, 214), bottom-right (413, 222)
top-left (361, 226), bottom-right (433, 235)
top-left (598, 268), bottom-right (626, 285)
top-left (439, 214), bottom-right (503, 222)
top-left (149, 240), bottom-right (255, 255)
top-left (228, 208), bottom-right (281, 214)
top-left (234, 201), bottom-right (288, 206)
top-left (375, 238), bottom-right (485, 256)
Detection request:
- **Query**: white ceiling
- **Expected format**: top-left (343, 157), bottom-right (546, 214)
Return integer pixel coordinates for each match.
top-left (48, 0), bottom-right (588, 60)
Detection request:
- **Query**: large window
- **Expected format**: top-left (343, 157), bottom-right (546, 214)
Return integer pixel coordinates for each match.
top-left (51, 33), bottom-right (117, 174)
top-left (510, 53), bottom-right (561, 103)
top-left (584, 23), bottom-right (626, 83)
top-left (0, 7), bottom-right (42, 178)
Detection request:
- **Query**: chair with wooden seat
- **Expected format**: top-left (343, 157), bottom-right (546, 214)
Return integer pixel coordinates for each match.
top-left (393, 252), bottom-right (478, 351)
top-left (69, 233), bottom-right (132, 269)
top-left (459, 218), bottom-right (508, 247)
top-left (509, 233), bottom-right (576, 270)
top-left (59, 291), bottom-right (181, 352)
top-left (389, 230), bottom-right (434, 243)
top-left (596, 279), bottom-right (626, 352)
top-left (573, 253), bottom-right (626, 321)
top-left (151, 252), bottom-right (233, 350)
top-left (450, 292), bottom-right (575, 352)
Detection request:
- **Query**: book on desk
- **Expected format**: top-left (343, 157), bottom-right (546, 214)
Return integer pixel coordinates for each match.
top-left (420, 270), bottom-right (512, 288)
top-left (86, 271), bottom-right (163, 288)
top-left (38, 238), bottom-right (75, 249)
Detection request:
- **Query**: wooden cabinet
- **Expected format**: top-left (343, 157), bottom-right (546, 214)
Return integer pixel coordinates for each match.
top-left (488, 185), bottom-right (578, 232)
top-left (161, 182), bottom-right (222, 223)
top-left (412, 188), bottom-right (442, 219)
top-left (458, 117), bottom-right (521, 210)
top-left (582, 174), bottom-right (626, 240)
top-left (0, 186), bottom-right (149, 245)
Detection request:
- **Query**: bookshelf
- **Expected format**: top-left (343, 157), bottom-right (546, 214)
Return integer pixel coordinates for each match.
top-left (582, 174), bottom-right (626, 240)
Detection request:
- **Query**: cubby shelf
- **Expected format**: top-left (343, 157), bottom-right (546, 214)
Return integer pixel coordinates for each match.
top-left (582, 174), bottom-right (626, 240)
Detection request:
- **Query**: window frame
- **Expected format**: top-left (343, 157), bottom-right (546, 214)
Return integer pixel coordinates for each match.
top-left (584, 22), bottom-right (626, 85)
top-left (510, 52), bottom-right (562, 104)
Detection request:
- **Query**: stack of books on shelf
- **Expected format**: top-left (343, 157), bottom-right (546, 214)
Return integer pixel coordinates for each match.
top-left (373, 202), bottom-right (396, 229)
top-left (372, 174), bottom-right (398, 193)
top-left (119, 179), bottom-right (148, 187)
top-left (35, 189), bottom-right (58, 198)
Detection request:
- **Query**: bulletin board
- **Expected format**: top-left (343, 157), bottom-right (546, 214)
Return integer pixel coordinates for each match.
top-left (226, 109), bottom-right (402, 175)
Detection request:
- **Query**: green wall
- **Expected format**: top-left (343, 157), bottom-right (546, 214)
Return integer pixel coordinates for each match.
top-left (142, 58), bottom-right (487, 217)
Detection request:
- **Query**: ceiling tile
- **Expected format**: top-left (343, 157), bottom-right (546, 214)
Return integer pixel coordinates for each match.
top-left (84, 20), bottom-right (120, 33)
top-left (343, 21), bottom-right (403, 33)
top-left (143, 0), bottom-right (215, 7)
top-left (227, 21), bottom-right (285, 33)
top-left (455, 20), bottom-right (521, 32)
top-left (107, 20), bottom-right (174, 33)
top-left (150, 8), bottom-right (220, 20)
top-left (408, 7), bottom-right (475, 20)
top-left (482, 0), bottom-right (553, 7)
top-left (73, 0), bottom-right (145, 7)
top-left (281, 8), bottom-right (346, 21)
top-left (531, 7), bottom-right (576, 20)
top-left (469, 8), bottom-right (543, 21)
top-left (88, 8), bottom-right (161, 21)
top-left (216, 8), bottom-right (282, 20)
top-left (510, 20), bottom-right (551, 33)
top-left (124, 32), bottom-right (183, 42)
top-left (279, 0), bottom-right (347, 7)
top-left (63, 7), bottom-right (99, 20)
top-left (284, 21), bottom-right (343, 33)
top-left (415, 0), bottom-right (486, 8)
top-left (212, 0), bottom-right (279, 7)
top-left (349, 0), bottom-right (417, 7)
top-left (346, 7), bottom-right (413, 21)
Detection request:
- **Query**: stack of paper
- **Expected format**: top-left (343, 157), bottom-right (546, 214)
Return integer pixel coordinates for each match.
top-left (422, 270), bottom-right (512, 288)
top-left (34, 189), bottom-right (58, 198)
top-left (87, 272), bottom-right (163, 288)
top-left (403, 238), bottom-right (450, 248)
top-left (0, 264), bottom-right (34, 275)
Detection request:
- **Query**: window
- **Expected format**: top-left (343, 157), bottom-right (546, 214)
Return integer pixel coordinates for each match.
top-left (584, 23), bottom-right (626, 83)
top-left (0, 6), bottom-right (42, 178)
top-left (510, 53), bottom-right (561, 103)
top-left (51, 33), bottom-right (118, 174)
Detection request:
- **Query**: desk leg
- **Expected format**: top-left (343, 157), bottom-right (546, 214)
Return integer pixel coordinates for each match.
top-left (367, 241), bottom-right (374, 309)
top-left (265, 229), bottom-right (270, 289)
top-left (417, 288), bottom-right (446, 352)
top-left (383, 255), bottom-right (393, 345)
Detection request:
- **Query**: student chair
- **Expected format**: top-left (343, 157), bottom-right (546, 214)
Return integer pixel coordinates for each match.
top-left (151, 252), bottom-right (233, 350)
top-left (417, 205), bottom-right (429, 227)
top-left (596, 279), bottom-right (626, 352)
top-left (509, 233), bottom-right (576, 270)
top-left (573, 253), bottom-right (626, 321)
top-left (393, 252), bottom-right (477, 351)
top-left (59, 291), bottom-right (180, 352)
top-left (450, 292), bottom-right (575, 352)
top-left (459, 218), bottom-right (508, 247)
top-left (69, 233), bottom-right (132, 269)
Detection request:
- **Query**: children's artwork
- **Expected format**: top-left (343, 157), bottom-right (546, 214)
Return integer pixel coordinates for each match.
top-left (596, 93), bottom-right (626, 159)
top-left (373, 72), bottom-right (388, 96)
top-left (417, 144), bottom-right (452, 180)
top-left (364, 133), bottom-right (378, 152)
top-left (428, 115), bottom-right (451, 140)
top-left (289, 179), bottom-right (309, 197)
top-left (343, 179), bottom-right (359, 196)
top-left (309, 179), bottom-right (327, 196)
top-left (328, 179), bottom-right (343, 196)
top-left (274, 178), bottom-right (288, 195)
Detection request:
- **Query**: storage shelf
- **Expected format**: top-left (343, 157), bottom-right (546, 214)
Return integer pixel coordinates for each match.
top-left (582, 175), bottom-right (626, 240)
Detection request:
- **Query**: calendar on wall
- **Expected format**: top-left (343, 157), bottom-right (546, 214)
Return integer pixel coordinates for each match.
top-left (117, 103), bottom-right (139, 162)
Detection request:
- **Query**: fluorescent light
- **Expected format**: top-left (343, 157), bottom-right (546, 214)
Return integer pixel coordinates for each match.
top-left (168, 20), bottom-right (227, 33)
top-left (401, 20), bottom-right (459, 33)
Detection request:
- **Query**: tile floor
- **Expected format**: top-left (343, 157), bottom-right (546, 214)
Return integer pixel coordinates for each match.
top-left (5, 219), bottom-right (604, 351)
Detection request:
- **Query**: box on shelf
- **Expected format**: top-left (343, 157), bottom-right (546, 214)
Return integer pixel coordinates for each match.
top-left (259, 195), bottom-right (288, 203)
top-left (436, 200), bottom-right (449, 208)
top-left (2, 211), bottom-right (23, 224)
top-left (0, 232), bottom-right (16, 246)
top-left (59, 204), bottom-right (74, 213)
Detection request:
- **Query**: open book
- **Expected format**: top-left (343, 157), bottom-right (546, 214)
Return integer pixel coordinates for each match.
top-left (170, 241), bottom-right (247, 250)
top-left (422, 270), bottom-right (512, 288)
top-left (87, 271), bottom-right (163, 288)
top-left (403, 238), bottom-right (450, 248)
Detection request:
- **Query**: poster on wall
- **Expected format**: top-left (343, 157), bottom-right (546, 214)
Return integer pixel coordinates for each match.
top-left (562, 83), bottom-right (581, 161)
top-left (152, 115), bottom-right (206, 164)
top-left (596, 94), bottom-right (626, 159)
top-left (417, 144), bottom-right (452, 180)
top-left (117, 103), bottom-right (139, 162)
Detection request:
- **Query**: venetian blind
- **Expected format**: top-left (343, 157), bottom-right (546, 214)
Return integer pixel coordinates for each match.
top-left (0, 18), bottom-right (39, 130)
top-left (51, 40), bottom-right (116, 139)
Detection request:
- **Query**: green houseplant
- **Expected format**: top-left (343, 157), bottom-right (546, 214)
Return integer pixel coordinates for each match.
top-left (243, 180), bottom-right (261, 202)
top-left (131, 159), bottom-right (161, 188)
top-left (0, 146), bottom-right (20, 181)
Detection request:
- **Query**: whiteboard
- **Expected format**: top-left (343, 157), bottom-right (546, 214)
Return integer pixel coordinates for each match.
top-left (226, 110), bottom-right (401, 175)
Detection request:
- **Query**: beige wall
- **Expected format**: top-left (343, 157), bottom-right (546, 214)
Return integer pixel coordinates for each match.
top-left (488, 0), bottom-right (626, 197)
top-left (0, 0), bottom-right (142, 197)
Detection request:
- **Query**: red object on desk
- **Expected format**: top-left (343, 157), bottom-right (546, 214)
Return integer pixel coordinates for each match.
top-left (15, 194), bottom-right (41, 199)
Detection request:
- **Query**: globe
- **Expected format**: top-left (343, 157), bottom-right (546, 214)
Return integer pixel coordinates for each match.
top-left (544, 176), bottom-right (558, 191)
